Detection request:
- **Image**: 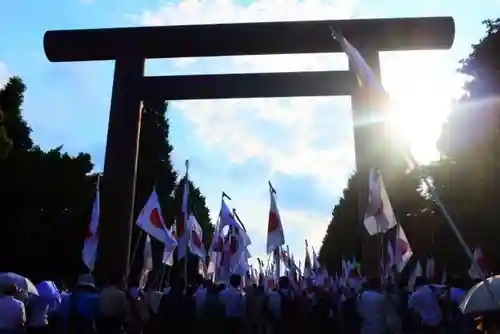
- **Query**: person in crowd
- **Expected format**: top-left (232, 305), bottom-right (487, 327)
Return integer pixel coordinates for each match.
top-left (385, 283), bottom-right (402, 334)
top-left (0, 284), bottom-right (26, 334)
top-left (219, 274), bottom-right (246, 334)
top-left (339, 286), bottom-right (361, 334)
top-left (59, 274), bottom-right (100, 334)
top-left (25, 292), bottom-right (50, 334)
top-left (357, 277), bottom-right (387, 334)
top-left (408, 277), bottom-right (443, 333)
top-left (157, 277), bottom-right (188, 334)
top-left (245, 284), bottom-right (265, 334)
top-left (202, 282), bottom-right (225, 334)
top-left (97, 275), bottom-right (131, 334)
top-left (264, 276), bottom-right (299, 334)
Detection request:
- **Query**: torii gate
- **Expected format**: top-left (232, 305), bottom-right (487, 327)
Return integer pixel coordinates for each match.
top-left (43, 17), bottom-right (454, 282)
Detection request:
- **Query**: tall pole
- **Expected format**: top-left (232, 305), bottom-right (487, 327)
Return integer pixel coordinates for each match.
top-left (94, 57), bottom-right (144, 286)
top-left (349, 48), bottom-right (384, 277)
top-left (274, 248), bottom-right (281, 279)
top-left (183, 159), bottom-right (190, 291)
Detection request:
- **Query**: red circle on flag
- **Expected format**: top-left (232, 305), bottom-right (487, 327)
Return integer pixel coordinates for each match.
top-left (150, 208), bottom-right (164, 229)
top-left (192, 230), bottom-right (202, 248)
top-left (85, 224), bottom-right (93, 240)
top-left (268, 212), bottom-right (279, 233)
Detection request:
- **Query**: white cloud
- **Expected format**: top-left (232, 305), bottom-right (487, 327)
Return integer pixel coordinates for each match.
top-left (132, 0), bottom-right (468, 258)
top-left (138, 0), bottom-right (359, 27)
top-left (138, 0), bottom-right (359, 198)
top-left (172, 97), bottom-right (355, 195)
top-left (0, 62), bottom-right (9, 87)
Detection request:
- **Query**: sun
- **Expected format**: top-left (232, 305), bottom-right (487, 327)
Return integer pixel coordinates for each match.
top-left (381, 52), bottom-right (460, 166)
top-left (386, 95), bottom-right (451, 165)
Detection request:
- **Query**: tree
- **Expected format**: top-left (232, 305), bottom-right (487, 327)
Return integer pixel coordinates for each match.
top-left (0, 77), bottom-right (96, 281)
top-left (0, 77), bottom-right (32, 151)
top-left (0, 110), bottom-right (12, 160)
top-left (0, 77), bottom-right (32, 160)
top-left (320, 19), bottom-right (500, 275)
top-left (318, 168), bottom-right (434, 275)
top-left (435, 18), bottom-right (500, 272)
top-left (0, 76), bottom-right (215, 284)
top-left (128, 100), bottom-right (213, 286)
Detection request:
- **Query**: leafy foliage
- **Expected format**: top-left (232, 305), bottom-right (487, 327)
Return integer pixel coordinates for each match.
top-left (129, 100), bottom-right (213, 286)
top-left (320, 18), bottom-right (500, 275)
top-left (0, 78), bottom-right (213, 284)
top-left (0, 77), bottom-right (95, 281)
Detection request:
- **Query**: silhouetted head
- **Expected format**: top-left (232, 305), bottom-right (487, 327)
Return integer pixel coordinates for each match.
top-left (365, 276), bottom-right (381, 291)
top-left (229, 274), bottom-right (242, 288)
top-left (171, 277), bottom-right (184, 292)
top-left (278, 276), bottom-right (290, 290)
top-left (195, 274), bottom-right (204, 286)
top-left (109, 274), bottom-right (125, 288)
top-left (1, 284), bottom-right (18, 296)
top-left (415, 276), bottom-right (427, 288)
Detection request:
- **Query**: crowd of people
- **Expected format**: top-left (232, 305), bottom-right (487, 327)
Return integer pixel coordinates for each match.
top-left (0, 271), bottom-right (499, 334)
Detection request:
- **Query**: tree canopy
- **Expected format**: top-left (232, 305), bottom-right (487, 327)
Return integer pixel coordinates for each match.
top-left (320, 18), bottom-right (500, 275)
top-left (0, 77), bottom-right (213, 284)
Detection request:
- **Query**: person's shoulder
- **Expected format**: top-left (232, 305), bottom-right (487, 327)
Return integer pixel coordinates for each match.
top-left (5, 296), bottom-right (25, 309)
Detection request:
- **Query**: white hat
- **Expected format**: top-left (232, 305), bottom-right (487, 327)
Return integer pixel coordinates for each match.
top-left (76, 274), bottom-right (96, 288)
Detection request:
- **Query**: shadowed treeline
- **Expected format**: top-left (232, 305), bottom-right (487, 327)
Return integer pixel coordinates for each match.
top-left (320, 19), bottom-right (500, 276)
top-left (0, 82), bottom-right (213, 284)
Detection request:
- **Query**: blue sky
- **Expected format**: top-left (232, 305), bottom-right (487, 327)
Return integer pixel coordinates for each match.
top-left (1, 0), bottom-right (498, 265)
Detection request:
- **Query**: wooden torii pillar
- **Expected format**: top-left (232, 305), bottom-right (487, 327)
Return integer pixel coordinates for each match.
top-left (43, 17), bottom-right (454, 282)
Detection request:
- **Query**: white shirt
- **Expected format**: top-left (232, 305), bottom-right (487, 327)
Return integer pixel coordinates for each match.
top-left (266, 289), bottom-right (293, 319)
top-left (219, 286), bottom-right (246, 318)
top-left (408, 285), bottom-right (442, 327)
top-left (357, 290), bottom-right (387, 334)
top-left (0, 296), bottom-right (26, 329)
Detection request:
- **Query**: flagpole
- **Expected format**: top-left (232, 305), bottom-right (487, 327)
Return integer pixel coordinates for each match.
top-left (127, 230), bottom-right (144, 282)
top-left (158, 262), bottom-right (167, 291)
top-left (268, 181), bottom-right (281, 279)
top-left (274, 248), bottom-right (281, 278)
top-left (89, 174), bottom-right (101, 274)
top-left (166, 266), bottom-right (172, 286)
top-left (418, 168), bottom-right (500, 306)
top-left (214, 191), bottom-right (230, 283)
top-left (232, 209), bottom-right (247, 232)
top-left (184, 159), bottom-right (190, 291)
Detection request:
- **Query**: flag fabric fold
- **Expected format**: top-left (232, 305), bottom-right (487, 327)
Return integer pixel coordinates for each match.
top-left (178, 167), bottom-right (190, 260)
top-left (188, 214), bottom-right (206, 258)
top-left (82, 178), bottom-right (100, 271)
top-left (395, 224), bottom-right (413, 272)
top-left (267, 185), bottom-right (285, 254)
top-left (136, 188), bottom-right (176, 247)
top-left (364, 168), bottom-right (397, 235)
